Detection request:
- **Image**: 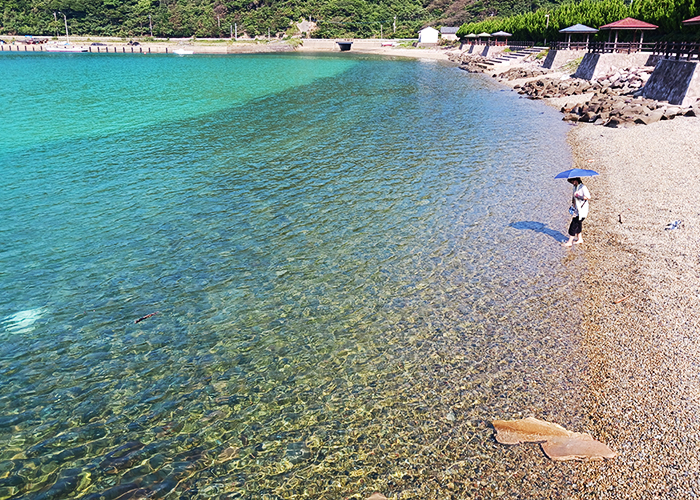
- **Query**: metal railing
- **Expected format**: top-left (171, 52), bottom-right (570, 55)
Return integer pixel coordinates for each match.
top-left (551, 40), bottom-right (700, 60)
top-left (550, 41), bottom-right (591, 51)
top-left (507, 40), bottom-right (535, 48)
top-left (587, 41), bottom-right (655, 54)
top-left (651, 41), bottom-right (700, 60)
top-left (461, 39), bottom-right (534, 48)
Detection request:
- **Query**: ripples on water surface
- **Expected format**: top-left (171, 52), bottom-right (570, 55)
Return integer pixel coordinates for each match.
top-left (1, 52), bottom-right (584, 498)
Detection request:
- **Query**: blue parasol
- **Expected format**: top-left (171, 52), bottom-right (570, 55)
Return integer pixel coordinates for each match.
top-left (554, 168), bottom-right (599, 179)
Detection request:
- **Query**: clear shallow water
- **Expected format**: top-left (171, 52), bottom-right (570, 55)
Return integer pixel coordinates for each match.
top-left (1, 52), bottom-right (583, 499)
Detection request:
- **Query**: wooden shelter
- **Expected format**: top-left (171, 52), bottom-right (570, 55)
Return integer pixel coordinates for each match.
top-left (477, 32), bottom-right (491, 44)
top-left (463, 33), bottom-right (478, 45)
top-left (682, 15), bottom-right (700, 25)
top-left (559, 24), bottom-right (598, 49)
top-left (491, 30), bottom-right (512, 46)
top-left (599, 17), bottom-right (658, 48)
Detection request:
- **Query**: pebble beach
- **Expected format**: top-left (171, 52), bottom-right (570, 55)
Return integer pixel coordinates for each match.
top-left (568, 118), bottom-right (700, 498)
top-left (436, 48), bottom-right (700, 496)
top-left (488, 52), bottom-right (700, 495)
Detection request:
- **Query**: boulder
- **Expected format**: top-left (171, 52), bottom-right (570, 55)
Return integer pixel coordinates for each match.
top-left (665, 106), bottom-right (682, 118)
top-left (492, 417), bottom-right (570, 444)
top-left (492, 417), bottom-right (616, 461)
top-left (541, 434), bottom-right (618, 461)
top-left (578, 111), bottom-right (600, 123)
top-left (604, 116), bottom-right (622, 127)
top-left (634, 111), bottom-right (663, 125)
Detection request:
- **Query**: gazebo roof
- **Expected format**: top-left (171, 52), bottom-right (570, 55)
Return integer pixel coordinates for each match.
top-left (683, 15), bottom-right (700, 25)
top-left (599, 17), bottom-right (658, 30)
top-left (491, 31), bottom-right (512, 37)
top-left (559, 24), bottom-right (599, 34)
top-left (466, 33), bottom-right (478, 38)
top-left (477, 32), bottom-right (492, 37)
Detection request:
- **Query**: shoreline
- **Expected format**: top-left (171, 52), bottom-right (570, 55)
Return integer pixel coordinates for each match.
top-left (471, 51), bottom-right (700, 494)
top-left (0, 35), bottom-right (455, 61)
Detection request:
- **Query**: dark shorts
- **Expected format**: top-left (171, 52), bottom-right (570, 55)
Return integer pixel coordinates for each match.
top-left (569, 217), bottom-right (585, 236)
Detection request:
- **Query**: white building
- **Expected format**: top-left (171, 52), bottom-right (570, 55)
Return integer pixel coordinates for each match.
top-left (440, 27), bottom-right (459, 41)
top-left (418, 26), bottom-right (439, 45)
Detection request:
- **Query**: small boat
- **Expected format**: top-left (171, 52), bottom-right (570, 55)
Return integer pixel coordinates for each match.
top-left (173, 48), bottom-right (194, 55)
top-left (45, 44), bottom-right (88, 53)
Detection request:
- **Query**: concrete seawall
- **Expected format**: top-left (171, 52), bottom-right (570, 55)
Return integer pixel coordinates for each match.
top-left (574, 52), bottom-right (660, 80)
top-left (542, 49), bottom-right (587, 70)
top-left (642, 59), bottom-right (700, 106)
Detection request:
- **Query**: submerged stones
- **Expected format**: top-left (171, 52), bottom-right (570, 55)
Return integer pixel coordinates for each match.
top-left (492, 416), bottom-right (616, 461)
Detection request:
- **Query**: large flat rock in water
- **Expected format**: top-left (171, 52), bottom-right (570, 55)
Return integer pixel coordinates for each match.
top-left (492, 416), bottom-right (616, 461)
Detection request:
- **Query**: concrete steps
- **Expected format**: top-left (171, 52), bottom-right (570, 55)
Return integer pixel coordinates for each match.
top-left (482, 47), bottom-right (544, 67)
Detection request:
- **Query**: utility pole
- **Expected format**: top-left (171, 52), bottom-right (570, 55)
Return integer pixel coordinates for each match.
top-left (53, 12), bottom-right (59, 38)
top-left (58, 11), bottom-right (69, 43)
top-left (393, 16), bottom-right (396, 34)
top-left (235, 23), bottom-right (237, 40)
top-left (230, 24), bottom-right (233, 39)
top-left (149, 14), bottom-right (152, 37)
top-left (544, 14), bottom-right (549, 45)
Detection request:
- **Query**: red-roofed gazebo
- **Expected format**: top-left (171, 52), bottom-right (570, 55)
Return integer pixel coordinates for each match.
top-left (599, 17), bottom-right (658, 48)
top-left (682, 15), bottom-right (700, 25)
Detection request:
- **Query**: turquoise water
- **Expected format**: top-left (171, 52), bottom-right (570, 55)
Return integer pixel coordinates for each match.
top-left (1, 52), bottom-right (583, 498)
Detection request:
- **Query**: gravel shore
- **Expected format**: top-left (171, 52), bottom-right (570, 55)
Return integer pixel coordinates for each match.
top-left (567, 117), bottom-right (700, 498)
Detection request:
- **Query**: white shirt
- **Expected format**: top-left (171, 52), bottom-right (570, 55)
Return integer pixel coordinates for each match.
top-left (574, 183), bottom-right (591, 219)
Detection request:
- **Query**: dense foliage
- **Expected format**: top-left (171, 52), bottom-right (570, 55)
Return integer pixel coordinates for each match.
top-left (0, 0), bottom-right (442, 38)
top-left (457, 0), bottom-right (699, 42)
top-left (1, 0), bottom-right (697, 39)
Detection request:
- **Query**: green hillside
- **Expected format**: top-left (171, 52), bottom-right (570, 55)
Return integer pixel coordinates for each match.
top-left (1, 0), bottom-right (697, 40)
top-left (0, 0), bottom-right (566, 38)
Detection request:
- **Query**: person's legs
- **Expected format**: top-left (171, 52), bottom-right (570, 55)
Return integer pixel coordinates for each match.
top-left (563, 218), bottom-right (581, 247)
top-left (574, 218), bottom-right (585, 244)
